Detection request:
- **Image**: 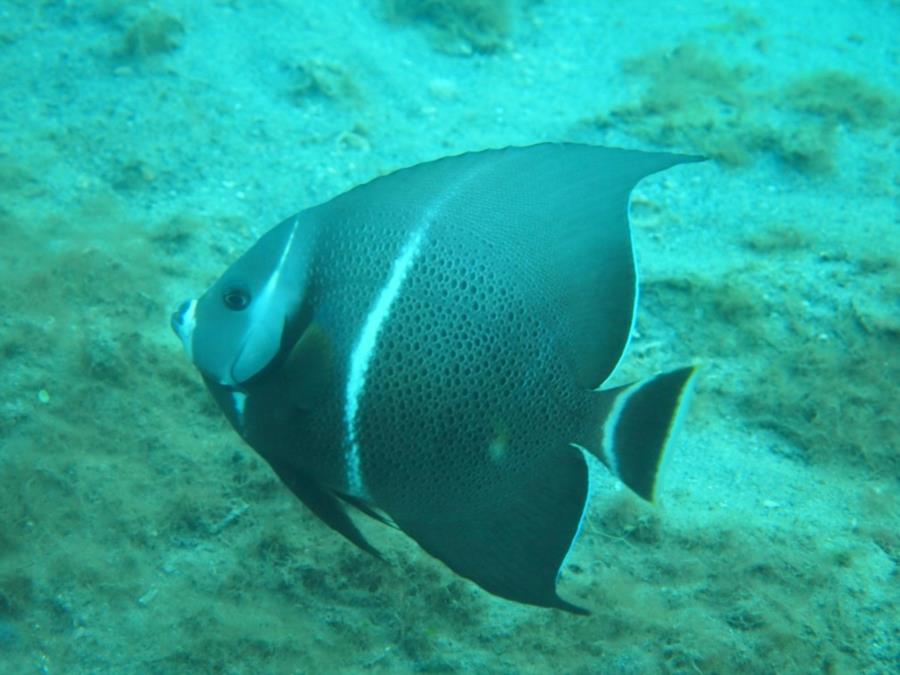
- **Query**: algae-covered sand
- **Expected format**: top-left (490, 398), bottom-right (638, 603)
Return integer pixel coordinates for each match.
top-left (0, 1), bottom-right (897, 673)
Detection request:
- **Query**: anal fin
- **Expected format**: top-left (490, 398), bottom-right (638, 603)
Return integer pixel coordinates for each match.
top-left (391, 444), bottom-right (590, 614)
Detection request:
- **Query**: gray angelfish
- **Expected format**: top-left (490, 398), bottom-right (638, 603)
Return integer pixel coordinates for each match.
top-left (172, 143), bottom-right (702, 613)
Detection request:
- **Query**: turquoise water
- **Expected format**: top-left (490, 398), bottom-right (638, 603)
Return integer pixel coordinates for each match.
top-left (0, 1), bottom-right (897, 673)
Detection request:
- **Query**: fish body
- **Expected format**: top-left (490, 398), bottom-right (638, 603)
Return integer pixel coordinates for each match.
top-left (172, 143), bottom-right (701, 612)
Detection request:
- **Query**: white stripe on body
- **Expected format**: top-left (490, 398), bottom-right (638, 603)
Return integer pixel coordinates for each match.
top-left (231, 390), bottom-right (247, 434)
top-left (343, 227), bottom-right (427, 496)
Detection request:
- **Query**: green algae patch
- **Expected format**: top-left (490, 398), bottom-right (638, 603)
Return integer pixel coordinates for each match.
top-left (787, 70), bottom-right (896, 128)
top-left (738, 237), bottom-right (900, 475)
top-left (519, 495), bottom-right (871, 675)
top-left (641, 270), bottom-right (771, 360)
top-left (82, 2), bottom-right (187, 66)
top-left (744, 261), bottom-right (900, 475)
top-left (381, 0), bottom-right (511, 54)
top-left (286, 58), bottom-right (362, 105)
top-left (597, 44), bottom-right (898, 172)
top-left (121, 8), bottom-right (184, 58)
top-left (752, 318), bottom-right (899, 475)
top-left (740, 224), bottom-right (809, 254)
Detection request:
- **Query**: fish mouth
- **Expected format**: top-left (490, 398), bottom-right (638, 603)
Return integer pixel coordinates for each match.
top-left (171, 299), bottom-right (198, 360)
top-left (169, 298), bottom-right (242, 387)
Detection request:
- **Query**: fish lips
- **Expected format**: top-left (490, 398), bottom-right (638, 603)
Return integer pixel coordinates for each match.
top-left (170, 297), bottom-right (282, 388)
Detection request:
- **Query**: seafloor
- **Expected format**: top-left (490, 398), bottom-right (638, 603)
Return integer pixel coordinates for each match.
top-left (0, 1), bottom-right (897, 673)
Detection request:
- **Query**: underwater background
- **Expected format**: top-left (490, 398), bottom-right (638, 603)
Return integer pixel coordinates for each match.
top-left (0, 0), bottom-right (897, 673)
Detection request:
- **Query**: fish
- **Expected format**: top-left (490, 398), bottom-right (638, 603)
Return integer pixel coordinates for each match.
top-left (171, 143), bottom-right (703, 613)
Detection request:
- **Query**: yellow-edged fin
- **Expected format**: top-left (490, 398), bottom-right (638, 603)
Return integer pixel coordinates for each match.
top-left (579, 366), bottom-right (697, 503)
top-left (607, 366), bottom-right (697, 502)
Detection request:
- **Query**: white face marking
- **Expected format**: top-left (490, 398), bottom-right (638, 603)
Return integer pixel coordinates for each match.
top-left (344, 227), bottom-right (426, 496)
top-left (250, 217), bottom-right (300, 326)
top-left (174, 299), bottom-right (198, 361)
top-left (231, 390), bottom-right (247, 433)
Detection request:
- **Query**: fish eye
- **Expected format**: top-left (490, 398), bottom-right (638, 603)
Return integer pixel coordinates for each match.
top-left (223, 286), bottom-right (252, 311)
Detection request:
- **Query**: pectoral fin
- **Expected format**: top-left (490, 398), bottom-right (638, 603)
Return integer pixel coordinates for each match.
top-left (284, 323), bottom-right (335, 412)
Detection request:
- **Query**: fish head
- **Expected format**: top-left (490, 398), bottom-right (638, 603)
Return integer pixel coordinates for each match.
top-left (172, 214), bottom-right (315, 387)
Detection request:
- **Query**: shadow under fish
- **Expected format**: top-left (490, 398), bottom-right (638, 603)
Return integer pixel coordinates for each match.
top-left (172, 143), bottom-right (704, 613)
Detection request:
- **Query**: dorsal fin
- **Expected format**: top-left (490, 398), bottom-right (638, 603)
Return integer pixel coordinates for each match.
top-left (457, 144), bottom-right (703, 388)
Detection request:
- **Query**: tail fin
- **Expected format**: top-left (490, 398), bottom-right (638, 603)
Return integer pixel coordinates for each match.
top-left (579, 366), bottom-right (697, 502)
